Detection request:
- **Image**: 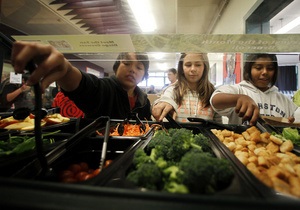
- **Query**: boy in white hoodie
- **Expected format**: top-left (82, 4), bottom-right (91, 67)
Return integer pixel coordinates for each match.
top-left (210, 53), bottom-right (298, 126)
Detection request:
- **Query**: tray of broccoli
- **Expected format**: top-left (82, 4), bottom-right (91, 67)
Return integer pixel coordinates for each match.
top-left (90, 124), bottom-right (264, 198)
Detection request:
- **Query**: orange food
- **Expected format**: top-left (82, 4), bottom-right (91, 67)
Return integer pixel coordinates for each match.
top-left (110, 123), bottom-right (151, 136)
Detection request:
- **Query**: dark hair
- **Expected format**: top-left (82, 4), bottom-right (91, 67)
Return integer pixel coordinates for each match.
top-left (174, 53), bottom-right (215, 107)
top-left (243, 53), bottom-right (278, 87)
top-left (167, 68), bottom-right (177, 74)
top-left (113, 52), bottom-right (149, 80)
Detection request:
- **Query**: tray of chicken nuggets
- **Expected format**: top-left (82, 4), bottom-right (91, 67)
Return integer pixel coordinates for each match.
top-left (84, 123), bottom-right (272, 199)
top-left (205, 125), bottom-right (300, 201)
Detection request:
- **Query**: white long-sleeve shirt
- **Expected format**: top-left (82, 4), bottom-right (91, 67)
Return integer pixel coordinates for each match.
top-left (210, 80), bottom-right (299, 125)
top-left (156, 85), bottom-right (222, 123)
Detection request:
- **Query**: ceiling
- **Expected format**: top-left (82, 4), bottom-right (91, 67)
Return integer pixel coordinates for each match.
top-left (1, 0), bottom-right (227, 35)
top-left (1, 0), bottom-right (300, 74)
top-left (0, 0), bottom-right (228, 74)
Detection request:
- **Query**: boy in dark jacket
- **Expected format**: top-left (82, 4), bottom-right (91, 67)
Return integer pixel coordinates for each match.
top-left (11, 43), bottom-right (151, 120)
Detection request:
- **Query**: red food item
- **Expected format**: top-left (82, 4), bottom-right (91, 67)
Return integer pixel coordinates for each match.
top-left (93, 168), bottom-right (101, 176)
top-left (59, 162), bottom-right (103, 183)
top-left (82, 173), bottom-right (95, 181)
top-left (68, 164), bottom-right (81, 174)
top-left (75, 171), bottom-right (89, 181)
top-left (79, 162), bottom-right (89, 172)
top-left (59, 170), bottom-right (74, 180)
top-left (62, 177), bottom-right (77, 183)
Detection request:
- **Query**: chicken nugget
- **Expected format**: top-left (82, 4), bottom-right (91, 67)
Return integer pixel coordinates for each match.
top-left (270, 135), bottom-right (283, 145)
top-left (280, 140), bottom-right (294, 153)
top-left (266, 142), bottom-right (280, 153)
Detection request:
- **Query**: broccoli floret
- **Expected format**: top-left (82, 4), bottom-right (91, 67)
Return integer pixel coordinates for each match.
top-left (162, 165), bottom-right (183, 182)
top-left (146, 130), bottom-right (173, 162)
top-left (126, 162), bottom-right (162, 190)
top-left (210, 158), bottom-right (235, 190)
top-left (155, 156), bottom-right (168, 169)
top-left (166, 128), bottom-right (196, 162)
top-left (146, 129), bottom-right (170, 152)
top-left (132, 148), bottom-right (152, 168)
top-left (179, 151), bottom-right (217, 194)
top-left (163, 181), bottom-right (189, 194)
top-left (192, 133), bottom-right (213, 154)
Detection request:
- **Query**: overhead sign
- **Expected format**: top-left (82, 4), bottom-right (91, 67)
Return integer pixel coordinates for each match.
top-left (12, 34), bottom-right (135, 53)
top-left (12, 34), bottom-right (300, 53)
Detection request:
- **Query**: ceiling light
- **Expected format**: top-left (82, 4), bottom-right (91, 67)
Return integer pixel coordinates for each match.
top-left (127, 0), bottom-right (157, 32)
top-left (157, 62), bottom-right (168, 70)
top-left (152, 52), bottom-right (165, 59)
top-left (274, 16), bottom-right (300, 34)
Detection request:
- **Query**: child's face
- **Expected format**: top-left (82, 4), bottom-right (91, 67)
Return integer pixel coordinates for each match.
top-left (183, 53), bottom-right (205, 88)
top-left (250, 57), bottom-right (275, 91)
top-left (115, 53), bottom-right (145, 91)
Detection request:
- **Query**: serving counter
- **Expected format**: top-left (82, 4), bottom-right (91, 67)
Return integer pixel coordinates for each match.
top-left (0, 119), bottom-right (299, 210)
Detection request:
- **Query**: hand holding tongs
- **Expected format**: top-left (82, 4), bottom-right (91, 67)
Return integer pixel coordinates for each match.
top-left (117, 112), bottom-right (146, 136)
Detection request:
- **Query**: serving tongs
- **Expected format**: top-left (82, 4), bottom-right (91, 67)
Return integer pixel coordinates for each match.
top-left (165, 113), bottom-right (182, 129)
top-left (117, 112), bottom-right (146, 136)
top-left (99, 116), bottom-right (110, 170)
top-left (256, 116), bottom-right (280, 133)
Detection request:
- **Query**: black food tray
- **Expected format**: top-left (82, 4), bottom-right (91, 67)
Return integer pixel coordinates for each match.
top-left (204, 125), bottom-right (300, 201)
top-left (0, 132), bottom-right (71, 177)
top-left (88, 124), bottom-right (265, 198)
top-left (11, 117), bottom-right (143, 183)
top-left (38, 136), bottom-right (142, 183)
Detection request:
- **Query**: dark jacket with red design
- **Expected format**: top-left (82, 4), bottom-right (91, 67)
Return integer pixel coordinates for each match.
top-left (62, 72), bottom-right (151, 120)
top-left (52, 91), bottom-right (84, 118)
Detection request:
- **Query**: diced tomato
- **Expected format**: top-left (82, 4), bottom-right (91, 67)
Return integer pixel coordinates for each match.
top-left (59, 170), bottom-right (74, 180)
top-left (68, 164), bottom-right (81, 174)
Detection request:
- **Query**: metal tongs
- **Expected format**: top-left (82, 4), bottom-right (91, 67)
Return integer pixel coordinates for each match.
top-left (256, 116), bottom-right (280, 133)
top-left (165, 113), bottom-right (182, 129)
top-left (117, 112), bottom-right (146, 136)
top-left (99, 116), bottom-right (110, 170)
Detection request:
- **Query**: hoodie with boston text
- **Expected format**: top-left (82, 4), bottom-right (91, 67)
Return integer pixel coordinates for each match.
top-left (210, 80), bottom-right (298, 125)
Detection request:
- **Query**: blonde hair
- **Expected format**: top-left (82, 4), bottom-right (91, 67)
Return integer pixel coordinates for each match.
top-left (173, 53), bottom-right (215, 107)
